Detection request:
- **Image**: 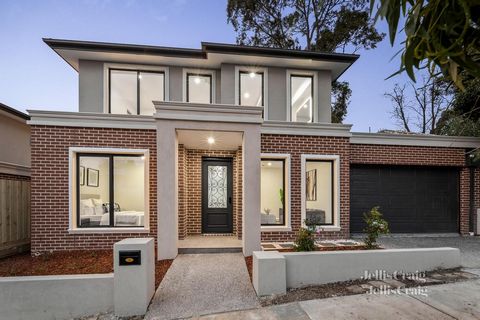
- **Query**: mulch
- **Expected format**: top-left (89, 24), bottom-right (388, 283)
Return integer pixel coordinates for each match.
top-left (0, 250), bottom-right (172, 288)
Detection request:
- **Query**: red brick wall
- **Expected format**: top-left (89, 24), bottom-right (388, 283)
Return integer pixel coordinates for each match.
top-left (30, 125), bottom-right (157, 253)
top-left (351, 143), bottom-right (469, 235)
top-left (350, 144), bottom-right (465, 166)
top-left (261, 134), bottom-right (351, 241)
top-left (178, 148), bottom-right (241, 237)
top-left (178, 145), bottom-right (187, 239)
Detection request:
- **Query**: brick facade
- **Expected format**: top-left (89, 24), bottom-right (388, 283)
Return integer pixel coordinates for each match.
top-left (261, 134), bottom-right (351, 241)
top-left (177, 147), bottom-right (242, 239)
top-left (30, 124), bottom-right (478, 253)
top-left (30, 125), bottom-right (157, 253)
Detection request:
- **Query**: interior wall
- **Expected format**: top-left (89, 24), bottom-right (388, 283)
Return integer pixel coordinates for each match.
top-left (260, 166), bottom-right (283, 220)
top-left (79, 157), bottom-right (109, 202)
top-left (114, 158), bottom-right (145, 211)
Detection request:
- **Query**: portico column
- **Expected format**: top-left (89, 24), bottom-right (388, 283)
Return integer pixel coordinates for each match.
top-left (242, 124), bottom-right (262, 255)
top-left (156, 120), bottom-right (178, 259)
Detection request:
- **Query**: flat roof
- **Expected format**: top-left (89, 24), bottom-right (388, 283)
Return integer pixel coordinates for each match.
top-left (43, 38), bottom-right (359, 81)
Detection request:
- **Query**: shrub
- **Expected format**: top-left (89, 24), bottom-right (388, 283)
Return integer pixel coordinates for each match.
top-left (294, 227), bottom-right (316, 251)
top-left (363, 206), bottom-right (389, 249)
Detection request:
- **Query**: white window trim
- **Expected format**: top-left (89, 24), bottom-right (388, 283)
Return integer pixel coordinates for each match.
top-left (103, 63), bottom-right (170, 114)
top-left (300, 154), bottom-right (340, 231)
top-left (234, 66), bottom-right (268, 118)
top-left (286, 70), bottom-right (318, 123)
top-left (68, 147), bottom-right (150, 233)
top-left (182, 68), bottom-right (216, 104)
top-left (260, 153), bottom-right (291, 231)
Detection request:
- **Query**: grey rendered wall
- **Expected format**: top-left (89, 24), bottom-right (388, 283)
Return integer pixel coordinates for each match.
top-left (267, 68), bottom-right (287, 121)
top-left (79, 60), bottom-right (104, 113)
top-left (220, 64), bottom-right (235, 104)
top-left (169, 66), bottom-right (183, 102)
top-left (317, 70), bottom-right (332, 123)
top-left (0, 114), bottom-right (30, 168)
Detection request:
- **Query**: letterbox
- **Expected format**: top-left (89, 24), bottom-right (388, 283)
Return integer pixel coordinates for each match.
top-left (119, 250), bottom-right (141, 266)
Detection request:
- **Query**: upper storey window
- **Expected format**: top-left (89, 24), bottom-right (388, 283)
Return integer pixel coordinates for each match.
top-left (289, 74), bottom-right (314, 123)
top-left (186, 73), bottom-right (212, 103)
top-left (109, 69), bottom-right (165, 115)
top-left (239, 71), bottom-right (264, 106)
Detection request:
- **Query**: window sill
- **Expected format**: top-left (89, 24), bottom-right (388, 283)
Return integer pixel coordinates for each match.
top-left (261, 226), bottom-right (292, 232)
top-left (68, 228), bottom-right (150, 234)
top-left (317, 226), bottom-right (341, 232)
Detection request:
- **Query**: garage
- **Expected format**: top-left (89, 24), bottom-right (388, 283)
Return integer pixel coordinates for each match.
top-left (350, 165), bottom-right (459, 233)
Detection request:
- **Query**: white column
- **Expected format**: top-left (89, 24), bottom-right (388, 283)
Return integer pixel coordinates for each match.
top-left (242, 125), bottom-right (262, 255)
top-left (157, 121), bottom-right (178, 259)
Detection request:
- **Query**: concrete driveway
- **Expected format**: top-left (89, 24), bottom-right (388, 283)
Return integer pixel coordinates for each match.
top-left (377, 236), bottom-right (480, 269)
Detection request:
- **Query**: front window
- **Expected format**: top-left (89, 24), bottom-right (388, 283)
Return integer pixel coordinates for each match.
top-left (261, 159), bottom-right (286, 225)
top-left (187, 73), bottom-right (212, 103)
top-left (109, 69), bottom-right (165, 115)
top-left (77, 153), bottom-right (146, 228)
top-left (290, 75), bottom-right (313, 122)
top-left (239, 71), bottom-right (264, 106)
top-left (305, 160), bottom-right (334, 225)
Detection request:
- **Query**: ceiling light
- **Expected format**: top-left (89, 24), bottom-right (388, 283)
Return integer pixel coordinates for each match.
top-left (267, 162), bottom-right (272, 166)
top-left (243, 92), bottom-right (250, 99)
top-left (303, 104), bottom-right (308, 109)
top-left (207, 137), bottom-right (215, 144)
top-left (140, 156), bottom-right (145, 160)
top-left (194, 77), bottom-right (201, 84)
top-left (249, 72), bottom-right (256, 78)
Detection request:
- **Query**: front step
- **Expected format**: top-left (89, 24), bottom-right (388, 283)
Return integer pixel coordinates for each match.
top-left (178, 247), bottom-right (242, 254)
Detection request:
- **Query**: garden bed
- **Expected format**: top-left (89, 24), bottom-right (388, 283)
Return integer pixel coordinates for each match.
top-left (0, 251), bottom-right (172, 288)
top-left (261, 239), bottom-right (370, 252)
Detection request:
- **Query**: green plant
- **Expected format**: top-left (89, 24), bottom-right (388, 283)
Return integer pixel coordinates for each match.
top-left (363, 206), bottom-right (389, 249)
top-left (279, 188), bottom-right (284, 206)
top-left (294, 227), bottom-right (316, 252)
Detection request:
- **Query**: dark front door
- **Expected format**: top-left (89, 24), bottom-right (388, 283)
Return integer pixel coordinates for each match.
top-left (350, 165), bottom-right (459, 233)
top-left (202, 158), bottom-right (233, 233)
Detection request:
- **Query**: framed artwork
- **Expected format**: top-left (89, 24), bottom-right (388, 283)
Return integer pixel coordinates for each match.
top-left (306, 169), bottom-right (317, 201)
top-left (87, 168), bottom-right (99, 187)
top-left (79, 166), bottom-right (85, 186)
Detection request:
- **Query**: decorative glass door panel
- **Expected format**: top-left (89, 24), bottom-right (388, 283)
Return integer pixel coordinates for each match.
top-left (207, 166), bottom-right (228, 208)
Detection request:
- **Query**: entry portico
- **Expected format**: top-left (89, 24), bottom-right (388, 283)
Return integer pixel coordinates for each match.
top-left (155, 101), bottom-right (263, 259)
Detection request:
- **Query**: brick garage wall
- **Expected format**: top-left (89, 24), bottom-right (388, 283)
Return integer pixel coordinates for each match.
top-left (261, 134), bottom-right (351, 242)
top-left (179, 148), bottom-right (242, 237)
top-left (30, 125), bottom-right (157, 253)
top-left (350, 143), bottom-right (470, 235)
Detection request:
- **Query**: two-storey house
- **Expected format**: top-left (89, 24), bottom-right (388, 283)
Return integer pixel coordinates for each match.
top-left (28, 39), bottom-right (480, 259)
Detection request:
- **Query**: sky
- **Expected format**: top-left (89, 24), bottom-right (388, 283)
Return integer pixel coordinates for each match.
top-left (0, 0), bottom-right (413, 132)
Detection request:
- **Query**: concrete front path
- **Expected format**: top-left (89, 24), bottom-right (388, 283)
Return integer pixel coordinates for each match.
top-left (144, 253), bottom-right (259, 320)
top-left (198, 279), bottom-right (480, 320)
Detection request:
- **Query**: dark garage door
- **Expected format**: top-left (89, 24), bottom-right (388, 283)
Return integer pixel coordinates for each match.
top-left (350, 165), bottom-right (459, 233)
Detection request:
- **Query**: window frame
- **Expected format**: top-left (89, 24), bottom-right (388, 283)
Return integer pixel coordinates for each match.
top-left (183, 68), bottom-right (216, 104)
top-left (238, 71), bottom-right (264, 106)
top-left (69, 147), bottom-right (150, 233)
top-left (103, 63), bottom-right (169, 115)
top-left (286, 70), bottom-right (318, 123)
top-left (300, 154), bottom-right (340, 230)
top-left (260, 158), bottom-right (286, 226)
top-left (260, 153), bottom-right (291, 231)
top-left (235, 66), bottom-right (268, 117)
top-left (108, 68), bottom-right (166, 115)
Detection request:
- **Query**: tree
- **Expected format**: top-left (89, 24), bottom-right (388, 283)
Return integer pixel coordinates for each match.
top-left (227, 0), bottom-right (385, 123)
top-left (385, 76), bottom-right (453, 134)
top-left (371, 0), bottom-right (480, 89)
top-left (436, 78), bottom-right (480, 136)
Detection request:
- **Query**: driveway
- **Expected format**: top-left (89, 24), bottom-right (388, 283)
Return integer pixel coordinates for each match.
top-left (377, 236), bottom-right (480, 269)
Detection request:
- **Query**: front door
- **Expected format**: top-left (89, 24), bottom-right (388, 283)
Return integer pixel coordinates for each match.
top-left (202, 158), bottom-right (233, 233)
